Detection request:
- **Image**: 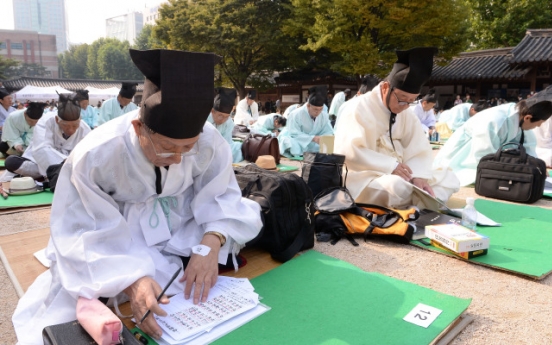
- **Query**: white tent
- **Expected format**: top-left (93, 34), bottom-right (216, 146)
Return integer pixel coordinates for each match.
top-left (85, 86), bottom-right (120, 105)
top-left (12, 85), bottom-right (73, 102)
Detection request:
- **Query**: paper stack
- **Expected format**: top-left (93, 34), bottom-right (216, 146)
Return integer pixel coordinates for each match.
top-left (425, 223), bottom-right (490, 253)
top-left (153, 276), bottom-right (269, 345)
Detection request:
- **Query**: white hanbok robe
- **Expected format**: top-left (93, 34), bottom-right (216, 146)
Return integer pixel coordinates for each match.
top-left (0, 109), bottom-right (34, 150)
top-left (234, 98), bottom-right (259, 126)
top-left (329, 91), bottom-right (346, 116)
top-left (12, 111), bottom-right (262, 345)
top-left (97, 97), bottom-right (138, 126)
top-left (80, 105), bottom-right (98, 128)
top-left (24, 112), bottom-right (91, 175)
top-left (278, 103), bottom-right (333, 157)
top-left (413, 102), bottom-right (437, 133)
top-left (206, 113), bottom-right (243, 163)
top-left (250, 114), bottom-right (279, 136)
top-left (535, 117), bottom-right (552, 167)
top-left (437, 103), bottom-right (472, 132)
top-left (334, 83), bottom-right (459, 208)
top-left (433, 103), bottom-right (537, 186)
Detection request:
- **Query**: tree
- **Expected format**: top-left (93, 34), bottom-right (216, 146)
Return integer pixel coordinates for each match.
top-left (4, 63), bottom-right (49, 78)
top-left (133, 24), bottom-right (165, 50)
top-left (97, 40), bottom-right (143, 80)
top-left (154, 0), bottom-right (305, 97)
top-left (0, 42), bottom-right (19, 80)
top-left (467, 0), bottom-right (552, 49)
top-left (59, 44), bottom-right (89, 78)
top-left (285, 0), bottom-right (472, 78)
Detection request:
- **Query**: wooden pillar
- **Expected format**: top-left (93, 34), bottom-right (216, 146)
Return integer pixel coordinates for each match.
top-left (529, 67), bottom-right (537, 92)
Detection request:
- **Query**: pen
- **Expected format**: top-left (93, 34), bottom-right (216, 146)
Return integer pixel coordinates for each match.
top-left (139, 267), bottom-right (182, 324)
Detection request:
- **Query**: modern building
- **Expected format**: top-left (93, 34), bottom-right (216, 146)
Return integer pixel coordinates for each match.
top-left (12, 0), bottom-right (68, 53)
top-left (0, 29), bottom-right (59, 78)
top-left (143, 3), bottom-right (165, 26)
top-left (106, 12), bottom-right (143, 45)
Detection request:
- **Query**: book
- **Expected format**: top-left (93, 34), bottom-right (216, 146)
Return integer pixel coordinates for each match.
top-left (412, 209), bottom-right (461, 240)
top-left (425, 223), bottom-right (490, 253)
top-left (430, 239), bottom-right (488, 259)
top-left (42, 320), bottom-right (140, 345)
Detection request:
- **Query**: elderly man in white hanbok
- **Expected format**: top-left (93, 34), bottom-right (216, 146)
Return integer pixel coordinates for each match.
top-left (234, 90), bottom-right (259, 126)
top-left (12, 49), bottom-right (262, 345)
top-left (250, 113), bottom-right (286, 136)
top-left (434, 91), bottom-right (552, 186)
top-left (97, 82), bottom-right (138, 126)
top-left (328, 89), bottom-right (351, 116)
top-left (206, 87), bottom-right (243, 163)
top-left (535, 117), bottom-right (552, 167)
top-left (0, 102), bottom-right (45, 157)
top-left (1, 95), bottom-right (90, 182)
top-left (278, 86), bottom-right (333, 157)
top-left (334, 47), bottom-right (459, 208)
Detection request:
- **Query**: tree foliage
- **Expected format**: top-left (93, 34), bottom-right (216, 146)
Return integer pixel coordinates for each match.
top-left (3, 63), bottom-right (49, 78)
top-left (133, 24), bottom-right (166, 50)
top-left (285, 0), bottom-right (472, 78)
top-left (467, 0), bottom-right (552, 49)
top-left (154, 0), bottom-right (307, 97)
top-left (0, 42), bottom-right (19, 80)
top-left (58, 38), bottom-right (142, 80)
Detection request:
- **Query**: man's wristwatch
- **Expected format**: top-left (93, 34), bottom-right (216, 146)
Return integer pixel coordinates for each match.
top-left (204, 231), bottom-right (226, 247)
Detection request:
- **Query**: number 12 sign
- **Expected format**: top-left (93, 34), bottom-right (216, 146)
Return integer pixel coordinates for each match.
top-left (403, 303), bottom-right (443, 328)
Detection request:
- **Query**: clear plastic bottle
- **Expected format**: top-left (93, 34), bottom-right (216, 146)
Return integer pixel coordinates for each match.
top-left (461, 197), bottom-right (477, 231)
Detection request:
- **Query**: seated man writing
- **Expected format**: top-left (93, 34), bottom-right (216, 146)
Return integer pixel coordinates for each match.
top-left (12, 49), bottom-right (263, 345)
top-left (278, 86), bottom-right (334, 157)
top-left (334, 47), bottom-right (459, 208)
top-left (0, 102), bottom-right (45, 157)
top-left (250, 113), bottom-right (287, 136)
top-left (434, 86), bottom-right (552, 186)
top-left (206, 87), bottom-right (243, 163)
top-left (1, 94), bottom-right (90, 182)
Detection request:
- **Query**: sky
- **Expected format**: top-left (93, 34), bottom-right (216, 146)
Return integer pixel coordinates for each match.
top-left (0, 0), bottom-right (164, 46)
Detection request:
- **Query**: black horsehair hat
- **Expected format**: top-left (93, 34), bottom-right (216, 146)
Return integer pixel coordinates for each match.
top-left (74, 89), bottom-right (89, 101)
top-left (119, 82), bottom-right (138, 99)
top-left (26, 102), bottom-right (47, 120)
top-left (213, 87), bottom-right (237, 114)
top-left (387, 47), bottom-right (438, 94)
top-left (308, 85), bottom-right (327, 107)
top-left (57, 93), bottom-right (81, 121)
top-left (129, 49), bottom-right (221, 139)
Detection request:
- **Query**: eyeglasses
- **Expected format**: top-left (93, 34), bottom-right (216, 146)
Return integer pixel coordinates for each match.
top-left (142, 126), bottom-right (199, 158)
top-left (392, 89), bottom-right (417, 106)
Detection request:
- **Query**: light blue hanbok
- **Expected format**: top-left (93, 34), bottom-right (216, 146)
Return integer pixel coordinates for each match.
top-left (80, 105), bottom-right (98, 129)
top-left (97, 97), bottom-right (138, 126)
top-left (437, 103), bottom-right (472, 131)
top-left (433, 103), bottom-right (537, 186)
top-left (250, 114), bottom-right (280, 136)
top-left (206, 113), bottom-right (243, 163)
top-left (278, 103), bottom-right (333, 157)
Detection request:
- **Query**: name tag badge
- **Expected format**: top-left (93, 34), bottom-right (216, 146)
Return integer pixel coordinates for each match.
top-left (403, 303), bottom-right (442, 328)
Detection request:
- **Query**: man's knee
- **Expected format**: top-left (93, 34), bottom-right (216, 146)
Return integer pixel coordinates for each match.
top-left (5, 156), bottom-right (26, 173)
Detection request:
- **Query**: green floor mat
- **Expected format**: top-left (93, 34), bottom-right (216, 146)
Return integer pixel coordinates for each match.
top-left (412, 199), bottom-right (552, 279)
top-left (214, 251), bottom-right (471, 345)
top-left (276, 164), bottom-right (299, 172)
top-left (0, 159), bottom-right (4, 168)
top-left (0, 190), bottom-right (54, 209)
top-left (287, 155), bottom-right (303, 161)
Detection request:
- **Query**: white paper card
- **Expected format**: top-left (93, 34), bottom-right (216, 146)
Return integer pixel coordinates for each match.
top-left (33, 248), bottom-right (51, 268)
top-left (403, 303), bottom-right (442, 328)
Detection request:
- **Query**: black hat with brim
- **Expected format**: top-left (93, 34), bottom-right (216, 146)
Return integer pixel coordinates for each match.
top-left (308, 85), bottom-right (327, 107)
top-left (0, 88), bottom-right (10, 99)
top-left (387, 47), bottom-right (438, 94)
top-left (119, 82), bottom-right (137, 99)
top-left (247, 90), bottom-right (257, 99)
top-left (130, 49), bottom-right (221, 139)
top-left (25, 102), bottom-right (47, 120)
top-left (214, 87), bottom-right (237, 114)
top-left (57, 93), bottom-right (81, 121)
top-left (74, 89), bottom-right (89, 101)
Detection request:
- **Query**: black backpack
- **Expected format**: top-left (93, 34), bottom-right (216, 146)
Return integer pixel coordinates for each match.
top-left (234, 164), bottom-right (315, 262)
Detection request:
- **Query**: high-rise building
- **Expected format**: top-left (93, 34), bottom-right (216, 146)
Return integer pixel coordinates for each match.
top-left (143, 2), bottom-right (166, 26)
top-left (12, 0), bottom-right (68, 53)
top-left (106, 12), bottom-right (143, 46)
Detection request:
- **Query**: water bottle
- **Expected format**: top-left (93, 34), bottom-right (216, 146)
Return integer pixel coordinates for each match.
top-left (461, 197), bottom-right (477, 231)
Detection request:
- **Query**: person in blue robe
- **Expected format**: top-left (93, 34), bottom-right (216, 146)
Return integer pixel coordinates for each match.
top-left (250, 114), bottom-right (286, 136)
top-left (97, 82), bottom-right (138, 126)
top-left (74, 89), bottom-right (98, 129)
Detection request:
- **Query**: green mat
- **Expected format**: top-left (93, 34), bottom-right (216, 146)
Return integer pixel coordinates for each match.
top-left (0, 190), bottom-right (54, 209)
top-left (288, 155), bottom-right (303, 161)
top-left (412, 199), bottom-right (552, 279)
top-left (0, 159), bottom-right (4, 168)
top-left (214, 251), bottom-right (470, 345)
top-left (276, 164), bottom-right (299, 172)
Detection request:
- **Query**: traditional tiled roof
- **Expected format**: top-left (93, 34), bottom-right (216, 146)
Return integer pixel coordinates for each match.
top-left (430, 48), bottom-right (532, 82)
top-left (2, 76), bottom-right (144, 92)
top-left (507, 29), bottom-right (552, 64)
top-left (275, 69), bottom-right (356, 86)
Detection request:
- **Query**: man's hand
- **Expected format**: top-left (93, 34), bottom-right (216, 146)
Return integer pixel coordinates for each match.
top-left (15, 145), bottom-right (25, 153)
top-left (124, 277), bottom-right (169, 340)
top-left (180, 235), bottom-right (220, 305)
top-left (312, 136), bottom-right (320, 144)
top-left (412, 177), bottom-right (435, 197)
top-left (249, 120), bottom-right (256, 125)
top-left (392, 163), bottom-right (412, 181)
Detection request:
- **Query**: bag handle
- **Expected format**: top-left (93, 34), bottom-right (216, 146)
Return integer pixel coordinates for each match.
top-left (250, 134), bottom-right (271, 159)
top-left (494, 130), bottom-right (527, 163)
